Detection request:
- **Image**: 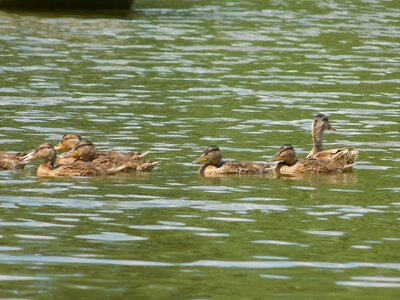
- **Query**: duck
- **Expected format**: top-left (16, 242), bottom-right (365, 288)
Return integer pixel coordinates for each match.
top-left (272, 144), bottom-right (353, 175)
top-left (21, 143), bottom-right (119, 177)
top-left (61, 140), bottom-right (159, 173)
top-left (54, 133), bottom-right (149, 164)
top-left (0, 151), bottom-right (28, 170)
top-left (193, 146), bottom-right (272, 176)
top-left (306, 113), bottom-right (359, 166)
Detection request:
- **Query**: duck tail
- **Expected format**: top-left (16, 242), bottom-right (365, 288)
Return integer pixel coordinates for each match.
top-left (341, 163), bottom-right (355, 173)
top-left (347, 149), bottom-right (359, 164)
top-left (139, 151), bottom-right (150, 159)
top-left (137, 161), bottom-right (160, 172)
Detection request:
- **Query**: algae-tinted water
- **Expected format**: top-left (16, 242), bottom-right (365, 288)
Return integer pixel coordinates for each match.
top-left (0, 0), bottom-right (399, 298)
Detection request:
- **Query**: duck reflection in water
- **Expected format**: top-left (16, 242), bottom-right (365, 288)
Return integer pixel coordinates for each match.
top-left (275, 172), bottom-right (358, 185)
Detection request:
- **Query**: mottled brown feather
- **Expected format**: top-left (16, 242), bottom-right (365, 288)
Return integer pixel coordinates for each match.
top-left (36, 161), bottom-right (106, 177)
top-left (306, 114), bottom-right (359, 166)
top-left (61, 141), bottom-right (158, 173)
top-left (0, 152), bottom-right (27, 170)
top-left (194, 146), bottom-right (272, 177)
top-left (273, 144), bottom-right (353, 175)
top-left (200, 161), bottom-right (272, 176)
top-left (55, 133), bottom-right (149, 160)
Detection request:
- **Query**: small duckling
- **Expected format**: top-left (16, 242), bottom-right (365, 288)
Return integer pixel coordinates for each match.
top-left (273, 144), bottom-right (353, 175)
top-left (193, 146), bottom-right (272, 176)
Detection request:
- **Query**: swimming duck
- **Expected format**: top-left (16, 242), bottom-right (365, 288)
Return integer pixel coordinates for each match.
top-left (273, 144), bottom-right (353, 175)
top-left (54, 133), bottom-right (149, 163)
top-left (0, 151), bottom-right (28, 170)
top-left (62, 140), bottom-right (159, 172)
top-left (306, 114), bottom-right (359, 165)
top-left (193, 146), bottom-right (272, 176)
top-left (21, 143), bottom-right (117, 177)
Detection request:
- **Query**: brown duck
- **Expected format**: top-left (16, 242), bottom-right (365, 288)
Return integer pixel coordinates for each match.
top-left (21, 143), bottom-right (119, 177)
top-left (273, 144), bottom-right (353, 175)
top-left (193, 146), bottom-right (272, 176)
top-left (55, 133), bottom-right (149, 164)
top-left (0, 151), bottom-right (28, 170)
top-left (306, 114), bottom-right (359, 166)
top-left (61, 140), bottom-right (159, 173)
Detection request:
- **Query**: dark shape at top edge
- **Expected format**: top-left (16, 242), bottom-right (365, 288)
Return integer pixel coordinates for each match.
top-left (0, 0), bottom-right (135, 10)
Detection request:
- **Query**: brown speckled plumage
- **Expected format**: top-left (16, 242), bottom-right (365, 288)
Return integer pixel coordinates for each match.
top-left (61, 140), bottom-right (159, 173)
top-left (55, 133), bottom-right (148, 163)
top-left (21, 143), bottom-right (111, 177)
top-left (194, 146), bottom-right (272, 176)
top-left (0, 152), bottom-right (27, 170)
top-left (306, 114), bottom-right (359, 167)
top-left (273, 144), bottom-right (353, 175)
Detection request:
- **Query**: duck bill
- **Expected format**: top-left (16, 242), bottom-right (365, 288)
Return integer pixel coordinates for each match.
top-left (54, 143), bottom-right (64, 151)
top-left (60, 150), bottom-right (77, 159)
top-left (193, 156), bottom-right (208, 164)
top-left (21, 151), bottom-right (36, 164)
top-left (139, 151), bottom-right (150, 159)
top-left (272, 155), bottom-right (283, 162)
top-left (328, 124), bottom-right (336, 131)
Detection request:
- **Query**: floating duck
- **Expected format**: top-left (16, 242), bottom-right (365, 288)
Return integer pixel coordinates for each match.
top-left (273, 144), bottom-right (353, 175)
top-left (61, 140), bottom-right (159, 172)
top-left (21, 143), bottom-right (120, 177)
top-left (193, 146), bottom-right (272, 176)
top-left (0, 151), bottom-right (28, 170)
top-left (306, 114), bottom-right (359, 166)
top-left (55, 133), bottom-right (149, 164)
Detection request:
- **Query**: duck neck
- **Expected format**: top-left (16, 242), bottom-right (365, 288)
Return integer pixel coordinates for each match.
top-left (210, 152), bottom-right (223, 168)
top-left (283, 152), bottom-right (298, 166)
top-left (45, 156), bottom-right (57, 169)
top-left (284, 157), bottom-right (298, 166)
top-left (308, 128), bottom-right (324, 157)
top-left (214, 160), bottom-right (224, 168)
top-left (199, 164), bottom-right (208, 175)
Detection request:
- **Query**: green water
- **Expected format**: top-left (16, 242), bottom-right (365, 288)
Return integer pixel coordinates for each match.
top-left (0, 0), bottom-right (399, 299)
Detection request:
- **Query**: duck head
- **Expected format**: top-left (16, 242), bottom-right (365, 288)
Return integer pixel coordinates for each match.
top-left (272, 144), bottom-right (298, 166)
top-left (54, 133), bottom-right (82, 151)
top-left (312, 114), bottom-right (336, 136)
top-left (193, 146), bottom-right (223, 167)
top-left (60, 140), bottom-right (97, 162)
top-left (21, 143), bottom-right (57, 166)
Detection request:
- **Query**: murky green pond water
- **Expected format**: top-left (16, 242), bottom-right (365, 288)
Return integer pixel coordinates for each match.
top-left (0, 0), bottom-right (399, 298)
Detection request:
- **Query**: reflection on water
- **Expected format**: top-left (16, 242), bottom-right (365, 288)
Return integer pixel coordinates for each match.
top-left (276, 173), bottom-right (359, 185)
top-left (0, 0), bottom-right (399, 298)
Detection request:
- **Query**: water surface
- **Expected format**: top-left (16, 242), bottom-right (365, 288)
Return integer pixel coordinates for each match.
top-left (0, 0), bottom-right (399, 298)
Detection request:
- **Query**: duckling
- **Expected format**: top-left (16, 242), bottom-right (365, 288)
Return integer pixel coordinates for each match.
top-left (0, 151), bottom-right (27, 170)
top-left (306, 114), bottom-right (359, 165)
top-left (21, 143), bottom-right (116, 177)
top-left (55, 133), bottom-right (149, 163)
top-left (272, 144), bottom-right (353, 175)
top-left (62, 140), bottom-right (159, 173)
top-left (193, 146), bottom-right (272, 176)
